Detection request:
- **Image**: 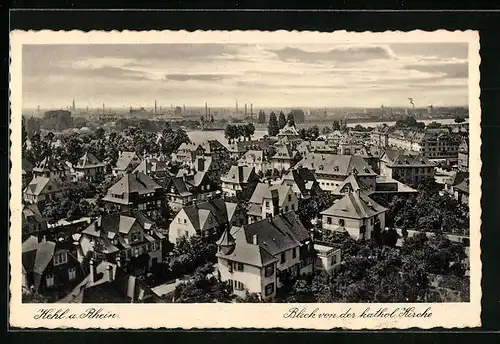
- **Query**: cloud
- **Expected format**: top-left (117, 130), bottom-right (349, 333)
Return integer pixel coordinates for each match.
top-left (404, 61), bottom-right (468, 79)
top-left (268, 45), bottom-right (396, 63)
top-left (165, 73), bottom-right (236, 82)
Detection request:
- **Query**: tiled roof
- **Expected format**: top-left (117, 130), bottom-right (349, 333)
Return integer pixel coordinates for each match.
top-left (76, 152), bottom-right (104, 169)
top-left (238, 150), bottom-right (265, 164)
top-left (105, 172), bottom-right (161, 199)
top-left (321, 191), bottom-right (387, 219)
top-left (24, 177), bottom-right (60, 196)
top-left (33, 241), bottom-right (56, 274)
top-left (271, 144), bottom-right (297, 160)
top-left (182, 198), bottom-right (231, 231)
top-left (22, 204), bottom-right (46, 227)
top-left (216, 226), bottom-right (277, 267)
top-left (331, 173), bottom-right (373, 195)
top-left (283, 167), bottom-right (319, 196)
top-left (221, 165), bottom-right (256, 184)
top-left (33, 156), bottom-right (70, 173)
top-left (249, 183), bottom-right (293, 207)
top-left (382, 148), bottom-right (433, 167)
top-left (455, 178), bottom-right (469, 194)
top-left (297, 153), bottom-right (376, 176)
top-left (163, 176), bottom-right (193, 197)
top-left (114, 151), bottom-right (141, 171)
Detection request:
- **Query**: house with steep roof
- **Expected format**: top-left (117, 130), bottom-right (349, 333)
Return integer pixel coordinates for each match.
top-left (133, 158), bottom-right (172, 179)
top-left (22, 236), bottom-right (85, 302)
top-left (78, 211), bottom-right (165, 276)
top-left (221, 165), bottom-right (260, 199)
top-left (297, 153), bottom-right (377, 192)
top-left (168, 198), bottom-right (243, 243)
top-left (32, 156), bottom-right (70, 181)
top-left (296, 140), bottom-right (337, 155)
top-left (331, 173), bottom-right (417, 198)
top-left (442, 171), bottom-right (468, 197)
top-left (453, 178), bottom-right (469, 205)
top-left (247, 183), bottom-right (299, 223)
top-left (200, 139), bottom-right (229, 162)
top-left (269, 144), bottom-right (299, 172)
top-left (174, 166), bottom-right (219, 201)
top-left (227, 140), bottom-right (264, 159)
top-left (102, 171), bottom-right (165, 220)
top-left (175, 142), bottom-right (205, 164)
top-left (320, 190), bottom-right (387, 240)
top-left (458, 137), bottom-right (469, 172)
top-left (23, 176), bottom-right (62, 207)
top-left (215, 211), bottom-right (314, 300)
top-left (22, 158), bottom-right (34, 188)
top-left (112, 151), bottom-right (142, 177)
top-left (370, 124), bottom-right (392, 147)
top-left (380, 148), bottom-right (435, 186)
top-left (237, 150), bottom-right (270, 174)
top-left (276, 121), bottom-right (301, 143)
top-left (73, 152), bottom-right (105, 182)
top-left (22, 204), bottom-right (48, 238)
top-left (280, 167), bottom-right (322, 199)
top-left (162, 175), bottom-right (194, 211)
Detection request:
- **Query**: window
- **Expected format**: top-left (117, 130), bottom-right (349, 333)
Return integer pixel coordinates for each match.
top-left (234, 281), bottom-right (245, 290)
top-left (280, 252), bottom-right (286, 264)
top-left (327, 217), bottom-right (332, 225)
top-left (265, 282), bottom-right (274, 296)
top-left (131, 232), bottom-right (141, 243)
top-left (292, 247), bottom-right (297, 259)
top-left (237, 263), bottom-right (244, 272)
top-left (157, 200), bottom-right (162, 207)
top-left (177, 218), bottom-right (181, 224)
top-left (265, 264), bottom-right (274, 277)
top-left (46, 274), bottom-right (55, 287)
top-left (228, 261), bottom-right (233, 273)
top-left (265, 201), bottom-right (270, 208)
top-left (288, 194), bottom-right (292, 202)
top-left (54, 252), bottom-right (68, 266)
top-left (183, 219), bottom-right (187, 224)
top-left (285, 206), bottom-right (289, 212)
top-left (207, 184), bottom-right (211, 190)
top-left (68, 267), bottom-right (76, 280)
top-left (151, 242), bottom-right (158, 251)
top-left (338, 219), bottom-right (345, 226)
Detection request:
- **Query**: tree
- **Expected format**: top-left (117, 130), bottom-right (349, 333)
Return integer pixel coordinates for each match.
top-left (454, 116), bottom-right (466, 124)
top-left (306, 126), bottom-right (320, 140)
top-left (224, 124), bottom-right (236, 143)
top-left (321, 126), bottom-right (332, 135)
top-left (332, 120), bottom-right (341, 131)
top-left (94, 127), bottom-right (105, 140)
top-left (286, 112), bottom-right (295, 126)
top-left (427, 121), bottom-right (442, 129)
top-left (278, 111), bottom-right (287, 129)
top-left (268, 112), bottom-right (279, 136)
top-left (257, 110), bottom-right (266, 124)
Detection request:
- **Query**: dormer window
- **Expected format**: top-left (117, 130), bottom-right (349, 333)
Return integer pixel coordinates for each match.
top-left (54, 251), bottom-right (68, 266)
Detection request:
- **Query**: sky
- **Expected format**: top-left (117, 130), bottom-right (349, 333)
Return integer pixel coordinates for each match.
top-left (22, 43), bottom-right (469, 109)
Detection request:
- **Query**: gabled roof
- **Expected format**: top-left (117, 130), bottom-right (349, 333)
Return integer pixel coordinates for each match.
top-left (216, 226), bottom-right (277, 267)
top-left (381, 148), bottom-right (433, 167)
top-left (133, 159), bottom-right (170, 175)
top-left (243, 212), bottom-right (308, 256)
top-left (200, 139), bottom-right (227, 153)
top-left (445, 171), bottom-right (468, 186)
top-left (282, 167), bottom-right (319, 196)
top-left (221, 165), bottom-right (257, 184)
top-left (321, 191), bottom-right (387, 219)
top-left (105, 172), bottom-right (161, 199)
top-left (332, 173), bottom-right (373, 195)
top-left (238, 150), bottom-right (265, 164)
top-left (277, 122), bottom-right (300, 136)
top-left (33, 156), bottom-right (70, 173)
top-left (163, 176), bottom-right (193, 197)
top-left (298, 153), bottom-right (376, 176)
top-left (114, 151), bottom-right (141, 171)
top-left (271, 144), bottom-right (297, 160)
top-left (249, 183), bottom-right (293, 207)
top-left (455, 178), bottom-right (469, 194)
top-left (33, 241), bottom-right (56, 274)
top-left (76, 152), bottom-right (104, 169)
top-left (23, 204), bottom-right (47, 227)
top-left (181, 198), bottom-right (231, 231)
top-left (24, 177), bottom-right (60, 196)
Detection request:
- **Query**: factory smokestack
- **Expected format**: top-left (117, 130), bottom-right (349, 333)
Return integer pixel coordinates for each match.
top-left (245, 104), bottom-right (247, 118)
top-left (205, 102), bottom-right (208, 116)
top-left (250, 103), bottom-right (253, 118)
top-left (154, 100), bottom-right (157, 114)
top-left (236, 101), bottom-right (238, 116)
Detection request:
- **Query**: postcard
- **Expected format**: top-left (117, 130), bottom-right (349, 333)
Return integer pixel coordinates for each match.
top-left (9, 29), bottom-right (481, 329)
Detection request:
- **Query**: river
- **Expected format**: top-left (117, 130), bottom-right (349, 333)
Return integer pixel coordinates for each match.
top-left (187, 118), bottom-right (467, 146)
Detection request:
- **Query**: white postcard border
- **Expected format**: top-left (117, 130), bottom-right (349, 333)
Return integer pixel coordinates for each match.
top-left (9, 29), bottom-right (482, 329)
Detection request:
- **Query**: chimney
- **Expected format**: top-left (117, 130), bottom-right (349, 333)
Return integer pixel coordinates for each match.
top-left (271, 189), bottom-right (280, 215)
top-left (250, 103), bottom-right (253, 117)
top-left (252, 234), bottom-right (258, 245)
top-left (90, 258), bottom-right (97, 283)
top-left (107, 264), bottom-right (114, 282)
top-left (245, 104), bottom-right (247, 117)
top-left (238, 165), bottom-right (244, 183)
top-left (198, 157), bottom-right (205, 172)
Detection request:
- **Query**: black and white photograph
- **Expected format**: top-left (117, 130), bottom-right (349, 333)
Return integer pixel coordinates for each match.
top-left (10, 30), bottom-right (481, 329)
